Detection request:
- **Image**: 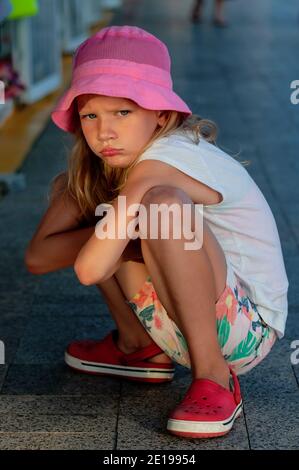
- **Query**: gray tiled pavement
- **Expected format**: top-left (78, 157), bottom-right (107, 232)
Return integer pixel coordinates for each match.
top-left (0, 0), bottom-right (298, 450)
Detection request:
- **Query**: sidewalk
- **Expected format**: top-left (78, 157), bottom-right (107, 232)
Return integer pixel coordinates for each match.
top-left (0, 0), bottom-right (298, 449)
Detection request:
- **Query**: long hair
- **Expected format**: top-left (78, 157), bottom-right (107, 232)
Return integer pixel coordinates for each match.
top-left (49, 111), bottom-right (248, 224)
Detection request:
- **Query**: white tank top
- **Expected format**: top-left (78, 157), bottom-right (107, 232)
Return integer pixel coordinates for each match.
top-left (136, 130), bottom-right (289, 338)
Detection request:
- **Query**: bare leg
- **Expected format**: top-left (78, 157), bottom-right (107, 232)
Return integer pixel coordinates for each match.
top-left (95, 274), bottom-right (149, 350)
top-left (139, 186), bottom-right (230, 389)
top-left (97, 263), bottom-right (171, 362)
top-left (213, 0), bottom-right (227, 25)
top-left (191, 0), bottom-right (204, 22)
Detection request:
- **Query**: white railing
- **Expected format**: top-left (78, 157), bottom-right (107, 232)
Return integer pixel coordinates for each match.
top-left (11, 0), bottom-right (61, 104)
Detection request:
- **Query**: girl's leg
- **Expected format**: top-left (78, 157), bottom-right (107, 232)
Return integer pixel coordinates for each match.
top-left (95, 264), bottom-right (172, 363)
top-left (95, 275), bottom-right (148, 350)
top-left (139, 186), bottom-right (230, 389)
top-left (213, 0), bottom-right (226, 25)
top-left (191, 0), bottom-right (204, 22)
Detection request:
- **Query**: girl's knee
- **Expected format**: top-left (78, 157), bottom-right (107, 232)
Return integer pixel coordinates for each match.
top-left (141, 186), bottom-right (191, 207)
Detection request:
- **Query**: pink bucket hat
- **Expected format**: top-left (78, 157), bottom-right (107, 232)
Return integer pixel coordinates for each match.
top-left (51, 25), bottom-right (192, 133)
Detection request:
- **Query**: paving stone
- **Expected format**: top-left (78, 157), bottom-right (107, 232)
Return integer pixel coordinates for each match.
top-left (34, 292), bottom-right (102, 305)
top-left (0, 413), bottom-right (116, 434)
top-left (0, 394), bottom-right (118, 416)
top-left (117, 378), bottom-right (249, 449)
top-left (284, 309), bottom-right (299, 341)
top-left (0, 432), bottom-right (114, 450)
top-left (239, 340), bottom-right (299, 449)
top-left (0, 295), bottom-right (35, 320)
top-left (0, 395), bottom-right (118, 449)
top-left (293, 365), bottom-right (299, 389)
top-left (28, 299), bottom-right (110, 319)
top-left (13, 314), bottom-right (114, 364)
top-left (284, 256), bottom-right (299, 308)
top-left (0, 366), bottom-right (7, 391)
top-left (1, 363), bottom-right (121, 395)
top-left (35, 271), bottom-right (102, 302)
top-left (282, 203), bottom-right (299, 247)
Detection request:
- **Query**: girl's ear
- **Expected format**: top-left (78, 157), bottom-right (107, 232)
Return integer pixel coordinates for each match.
top-left (156, 110), bottom-right (168, 127)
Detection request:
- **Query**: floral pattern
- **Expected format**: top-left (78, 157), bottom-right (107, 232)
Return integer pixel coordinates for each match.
top-left (126, 275), bottom-right (277, 375)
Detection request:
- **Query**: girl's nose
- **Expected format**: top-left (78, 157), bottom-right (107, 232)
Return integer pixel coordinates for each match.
top-left (97, 120), bottom-right (117, 142)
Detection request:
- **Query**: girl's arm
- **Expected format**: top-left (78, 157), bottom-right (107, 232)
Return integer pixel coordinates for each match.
top-left (24, 172), bottom-right (96, 274)
top-left (74, 167), bottom-right (156, 285)
top-left (25, 172), bottom-right (143, 275)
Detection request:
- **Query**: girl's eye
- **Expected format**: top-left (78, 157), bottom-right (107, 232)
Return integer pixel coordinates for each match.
top-left (80, 113), bottom-right (96, 120)
top-left (80, 110), bottom-right (131, 119)
top-left (118, 110), bottom-right (131, 116)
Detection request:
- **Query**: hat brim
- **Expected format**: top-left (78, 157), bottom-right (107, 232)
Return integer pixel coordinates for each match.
top-left (51, 75), bottom-right (192, 133)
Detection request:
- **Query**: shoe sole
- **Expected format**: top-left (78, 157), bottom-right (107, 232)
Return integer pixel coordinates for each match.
top-left (167, 401), bottom-right (243, 438)
top-left (65, 351), bottom-right (175, 383)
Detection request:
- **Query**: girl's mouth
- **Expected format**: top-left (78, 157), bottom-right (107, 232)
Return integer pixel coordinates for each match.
top-left (101, 149), bottom-right (123, 157)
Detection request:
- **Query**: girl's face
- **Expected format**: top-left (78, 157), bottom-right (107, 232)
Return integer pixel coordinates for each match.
top-left (77, 94), bottom-right (167, 168)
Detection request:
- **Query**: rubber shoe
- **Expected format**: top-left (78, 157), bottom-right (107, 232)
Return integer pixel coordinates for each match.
top-left (65, 330), bottom-right (175, 383)
top-left (167, 368), bottom-right (242, 438)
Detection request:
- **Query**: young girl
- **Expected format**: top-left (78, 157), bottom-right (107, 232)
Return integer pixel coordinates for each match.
top-left (26, 25), bottom-right (288, 439)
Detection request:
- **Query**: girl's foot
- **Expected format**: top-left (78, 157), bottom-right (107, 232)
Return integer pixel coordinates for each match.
top-left (193, 362), bottom-right (231, 390)
top-left (117, 338), bottom-right (173, 364)
top-left (65, 330), bottom-right (175, 382)
top-left (167, 368), bottom-right (242, 438)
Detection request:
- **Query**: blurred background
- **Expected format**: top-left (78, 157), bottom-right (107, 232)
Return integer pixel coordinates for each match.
top-left (0, 0), bottom-right (121, 192)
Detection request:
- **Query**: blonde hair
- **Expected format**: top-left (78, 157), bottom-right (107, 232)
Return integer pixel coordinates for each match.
top-left (50, 110), bottom-right (249, 224)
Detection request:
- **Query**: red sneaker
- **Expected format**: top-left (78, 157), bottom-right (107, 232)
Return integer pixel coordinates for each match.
top-left (167, 368), bottom-right (242, 438)
top-left (65, 330), bottom-right (175, 383)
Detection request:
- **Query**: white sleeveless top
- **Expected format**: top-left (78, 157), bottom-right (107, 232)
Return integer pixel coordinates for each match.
top-left (136, 130), bottom-right (289, 339)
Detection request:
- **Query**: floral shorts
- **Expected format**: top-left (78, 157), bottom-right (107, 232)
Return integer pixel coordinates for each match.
top-left (125, 261), bottom-right (277, 375)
